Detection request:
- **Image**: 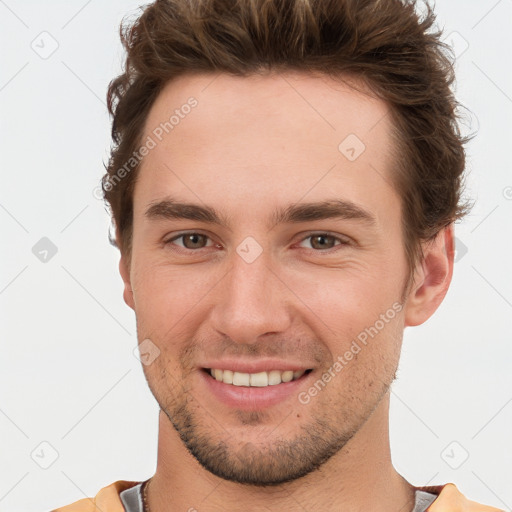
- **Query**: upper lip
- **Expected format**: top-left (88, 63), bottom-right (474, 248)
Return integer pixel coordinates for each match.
top-left (200, 359), bottom-right (314, 374)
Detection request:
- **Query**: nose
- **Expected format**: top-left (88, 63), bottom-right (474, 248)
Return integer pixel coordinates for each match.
top-left (209, 246), bottom-right (293, 345)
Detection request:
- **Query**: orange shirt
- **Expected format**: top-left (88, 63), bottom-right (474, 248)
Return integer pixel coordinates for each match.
top-left (51, 480), bottom-right (505, 512)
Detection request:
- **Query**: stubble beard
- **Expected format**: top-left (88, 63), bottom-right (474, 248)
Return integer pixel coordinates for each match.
top-left (152, 365), bottom-right (395, 487)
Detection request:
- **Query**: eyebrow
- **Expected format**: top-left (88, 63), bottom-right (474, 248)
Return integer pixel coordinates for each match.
top-left (145, 196), bottom-right (376, 230)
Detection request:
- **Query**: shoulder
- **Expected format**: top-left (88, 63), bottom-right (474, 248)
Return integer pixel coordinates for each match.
top-left (51, 480), bottom-right (141, 512)
top-left (417, 483), bottom-right (505, 512)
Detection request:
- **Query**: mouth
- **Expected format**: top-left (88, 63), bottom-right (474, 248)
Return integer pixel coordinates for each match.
top-left (202, 368), bottom-right (313, 387)
top-left (199, 360), bottom-right (316, 410)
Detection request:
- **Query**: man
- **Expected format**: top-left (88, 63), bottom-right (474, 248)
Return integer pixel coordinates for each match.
top-left (53, 0), bottom-right (503, 510)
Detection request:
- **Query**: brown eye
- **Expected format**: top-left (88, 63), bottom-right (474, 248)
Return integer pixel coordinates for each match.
top-left (310, 234), bottom-right (337, 250)
top-left (298, 233), bottom-right (348, 251)
top-left (182, 233), bottom-right (208, 249)
top-left (167, 233), bottom-right (212, 250)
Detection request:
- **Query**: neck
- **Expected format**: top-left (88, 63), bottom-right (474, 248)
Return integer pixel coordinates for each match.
top-left (147, 391), bottom-right (415, 512)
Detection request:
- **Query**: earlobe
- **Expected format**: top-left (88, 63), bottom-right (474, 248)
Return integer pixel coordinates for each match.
top-left (119, 254), bottom-right (135, 310)
top-left (403, 225), bottom-right (455, 327)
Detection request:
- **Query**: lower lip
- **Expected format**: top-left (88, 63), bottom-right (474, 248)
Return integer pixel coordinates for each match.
top-left (199, 370), bottom-right (313, 411)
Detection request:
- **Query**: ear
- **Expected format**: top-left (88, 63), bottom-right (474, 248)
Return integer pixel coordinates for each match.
top-left (118, 241), bottom-right (135, 310)
top-left (403, 224), bottom-right (455, 327)
top-left (119, 254), bottom-right (135, 310)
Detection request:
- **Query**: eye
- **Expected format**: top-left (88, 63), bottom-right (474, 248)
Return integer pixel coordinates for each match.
top-left (163, 231), bottom-right (350, 253)
top-left (165, 232), bottom-right (216, 250)
top-left (297, 233), bottom-right (349, 251)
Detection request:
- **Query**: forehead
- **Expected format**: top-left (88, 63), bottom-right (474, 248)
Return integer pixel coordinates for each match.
top-left (135, 71), bottom-right (398, 224)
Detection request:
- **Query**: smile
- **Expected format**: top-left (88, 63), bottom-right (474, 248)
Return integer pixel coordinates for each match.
top-left (206, 368), bottom-right (312, 387)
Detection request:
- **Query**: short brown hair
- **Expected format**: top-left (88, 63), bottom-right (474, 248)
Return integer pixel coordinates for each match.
top-left (103, 0), bottom-right (471, 272)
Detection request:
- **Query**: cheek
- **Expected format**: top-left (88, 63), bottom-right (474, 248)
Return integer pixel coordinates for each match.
top-left (284, 261), bottom-right (404, 330)
top-left (285, 264), bottom-right (406, 375)
top-left (131, 261), bottom-right (216, 335)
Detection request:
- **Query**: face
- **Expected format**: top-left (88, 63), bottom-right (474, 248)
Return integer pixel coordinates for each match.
top-left (121, 71), bottom-right (419, 485)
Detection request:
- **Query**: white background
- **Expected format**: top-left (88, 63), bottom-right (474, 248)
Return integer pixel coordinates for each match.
top-left (0, 1), bottom-right (511, 511)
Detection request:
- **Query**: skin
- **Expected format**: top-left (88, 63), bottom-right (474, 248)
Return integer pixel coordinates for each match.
top-left (119, 71), bottom-right (454, 511)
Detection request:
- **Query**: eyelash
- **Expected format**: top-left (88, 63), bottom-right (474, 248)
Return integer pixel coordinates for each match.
top-left (164, 231), bottom-right (350, 253)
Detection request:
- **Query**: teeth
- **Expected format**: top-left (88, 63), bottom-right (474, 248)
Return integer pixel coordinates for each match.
top-left (250, 371), bottom-right (268, 387)
top-left (268, 370), bottom-right (282, 385)
top-left (281, 370), bottom-right (293, 383)
top-left (233, 371), bottom-right (250, 386)
top-left (208, 368), bottom-right (307, 387)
